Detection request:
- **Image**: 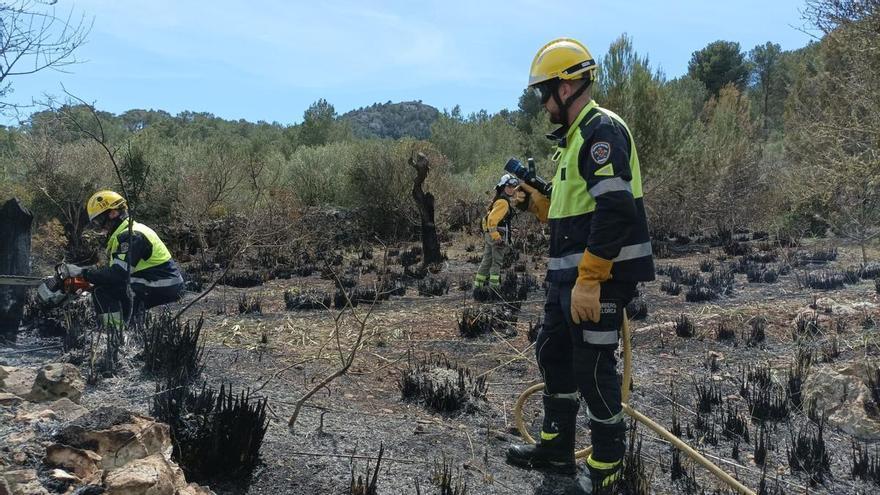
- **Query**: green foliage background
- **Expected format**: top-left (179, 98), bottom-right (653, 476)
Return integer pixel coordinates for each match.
top-left (1, 3), bottom-right (878, 256)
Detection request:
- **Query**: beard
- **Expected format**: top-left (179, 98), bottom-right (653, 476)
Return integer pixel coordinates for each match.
top-left (548, 107), bottom-right (564, 125)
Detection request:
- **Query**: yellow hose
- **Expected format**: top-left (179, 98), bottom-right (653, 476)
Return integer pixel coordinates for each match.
top-left (512, 313), bottom-right (756, 495)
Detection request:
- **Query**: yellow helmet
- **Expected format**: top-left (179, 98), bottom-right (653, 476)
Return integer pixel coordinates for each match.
top-left (86, 190), bottom-right (127, 221)
top-left (528, 38), bottom-right (597, 87)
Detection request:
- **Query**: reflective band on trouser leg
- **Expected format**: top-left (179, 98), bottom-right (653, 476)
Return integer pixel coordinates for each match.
top-left (582, 329), bottom-right (619, 346)
top-left (586, 408), bottom-right (624, 424)
top-left (101, 312), bottom-right (123, 328)
top-left (587, 455), bottom-right (621, 471)
top-left (587, 455), bottom-right (622, 487)
top-left (129, 275), bottom-right (184, 288)
top-left (488, 274), bottom-right (501, 286)
top-left (587, 177), bottom-right (632, 198)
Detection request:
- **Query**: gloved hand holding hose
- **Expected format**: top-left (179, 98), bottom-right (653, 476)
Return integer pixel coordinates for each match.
top-left (59, 263), bottom-right (83, 279)
top-left (571, 251), bottom-right (613, 324)
top-left (513, 182), bottom-right (550, 223)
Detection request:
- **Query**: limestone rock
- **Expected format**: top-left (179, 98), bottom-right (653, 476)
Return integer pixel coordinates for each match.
top-left (56, 408), bottom-right (172, 469)
top-left (0, 365), bottom-right (10, 385)
top-left (45, 444), bottom-right (103, 482)
top-left (177, 483), bottom-right (216, 495)
top-left (0, 392), bottom-right (22, 406)
top-left (28, 363), bottom-right (84, 403)
top-left (0, 367), bottom-right (35, 398)
top-left (802, 364), bottom-right (880, 441)
top-left (46, 398), bottom-right (89, 422)
top-left (103, 454), bottom-right (184, 495)
top-left (1, 469), bottom-right (49, 495)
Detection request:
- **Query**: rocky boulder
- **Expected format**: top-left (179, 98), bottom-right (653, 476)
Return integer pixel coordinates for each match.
top-left (55, 407), bottom-right (172, 469)
top-left (802, 363), bottom-right (880, 441)
top-left (27, 363), bottom-right (85, 403)
top-left (103, 454), bottom-right (185, 495)
top-left (0, 367), bottom-right (36, 398)
top-left (45, 444), bottom-right (103, 483)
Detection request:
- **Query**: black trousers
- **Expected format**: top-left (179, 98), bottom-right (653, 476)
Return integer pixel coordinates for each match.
top-left (536, 280), bottom-right (637, 462)
top-left (92, 282), bottom-right (184, 321)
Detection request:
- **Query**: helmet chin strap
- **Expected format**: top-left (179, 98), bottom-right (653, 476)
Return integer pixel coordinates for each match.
top-left (551, 78), bottom-right (592, 129)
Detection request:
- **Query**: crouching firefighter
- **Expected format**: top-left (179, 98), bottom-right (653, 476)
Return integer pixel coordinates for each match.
top-left (474, 174), bottom-right (519, 290)
top-left (60, 190), bottom-right (184, 329)
top-left (506, 38), bottom-right (655, 493)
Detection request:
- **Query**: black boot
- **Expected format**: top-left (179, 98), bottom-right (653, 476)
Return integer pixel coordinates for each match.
top-left (572, 455), bottom-right (623, 494)
top-left (506, 395), bottom-right (579, 474)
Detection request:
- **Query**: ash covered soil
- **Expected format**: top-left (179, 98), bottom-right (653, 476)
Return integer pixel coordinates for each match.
top-left (3, 233), bottom-right (880, 495)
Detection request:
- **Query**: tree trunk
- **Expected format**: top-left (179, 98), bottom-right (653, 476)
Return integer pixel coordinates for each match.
top-left (0, 198), bottom-right (34, 337)
top-left (408, 152), bottom-right (443, 264)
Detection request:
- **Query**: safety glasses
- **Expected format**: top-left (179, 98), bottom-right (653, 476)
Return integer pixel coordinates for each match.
top-left (532, 80), bottom-right (557, 104)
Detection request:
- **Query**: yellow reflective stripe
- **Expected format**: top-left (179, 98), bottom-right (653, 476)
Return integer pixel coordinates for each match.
top-left (587, 455), bottom-right (621, 471)
top-left (540, 431), bottom-right (559, 441)
top-left (474, 274), bottom-right (487, 281)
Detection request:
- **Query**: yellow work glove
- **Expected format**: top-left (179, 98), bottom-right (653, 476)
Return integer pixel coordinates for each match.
top-left (570, 250), bottom-right (613, 324)
top-left (489, 231), bottom-right (502, 243)
top-left (514, 183), bottom-right (550, 223)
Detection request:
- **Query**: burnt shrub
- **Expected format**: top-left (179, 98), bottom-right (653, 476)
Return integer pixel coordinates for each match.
top-left (747, 251), bottom-right (778, 264)
top-left (745, 316), bottom-right (767, 346)
top-left (626, 297), bottom-right (648, 320)
top-left (861, 262), bottom-right (880, 280)
top-left (660, 281), bottom-right (681, 295)
top-left (787, 420), bottom-right (830, 486)
top-left (875, 278), bottom-right (880, 294)
top-left (418, 277), bottom-right (449, 297)
top-left (802, 248), bottom-right (838, 264)
top-left (723, 241), bottom-right (751, 257)
top-left (457, 276), bottom-right (473, 291)
top-left (674, 314), bottom-right (694, 338)
top-left (747, 265), bottom-right (778, 283)
top-left (220, 269), bottom-right (264, 288)
top-left (699, 259), bottom-right (715, 272)
top-left (284, 289), bottom-right (331, 310)
top-left (458, 306), bottom-right (517, 339)
top-left (136, 313), bottom-right (205, 385)
top-left (397, 356), bottom-right (487, 413)
top-left (685, 281), bottom-right (718, 302)
top-left (153, 382), bottom-right (268, 483)
top-left (350, 444), bottom-right (383, 495)
top-left (715, 321), bottom-right (736, 341)
top-left (851, 441), bottom-right (880, 485)
top-left (404, 263), bottom-right (428, 280)
top-left (797, 270), bottom-right (846, 290)
top-left (693, 377), bottom-right (722, 414)
top-left (527, 317), bottom-right (542, 343)
top-left (237, 294), bottom-right (262, 315)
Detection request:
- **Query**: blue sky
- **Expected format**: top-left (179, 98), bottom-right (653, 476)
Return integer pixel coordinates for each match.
top-left (5, 0), bottom-right (815, 125)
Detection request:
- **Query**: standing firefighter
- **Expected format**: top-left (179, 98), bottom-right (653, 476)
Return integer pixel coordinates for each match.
top-left (506, 38), bottom-right (655, 492)
top-left (60, 191), bottom-right (185, 328)
top-left (474, 174), bottom-right (519, 290)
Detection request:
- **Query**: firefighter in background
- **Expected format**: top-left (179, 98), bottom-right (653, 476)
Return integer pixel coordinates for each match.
top-left (473, 174), bottom-right (520, 290)
top-left (59, 190), bottom-right (185, 328)
top-left (506, 38), bottom-right (655, 492)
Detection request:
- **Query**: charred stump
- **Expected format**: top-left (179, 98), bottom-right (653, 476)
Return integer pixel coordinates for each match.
top-left (408, 152), bottom-right (442, 264)
top-left (0, 198), bottom-right (33, 337)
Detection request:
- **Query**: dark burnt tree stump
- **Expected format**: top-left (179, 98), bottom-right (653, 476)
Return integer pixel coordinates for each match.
top-left (409, 152), bottom-right (442, 265)
top-left (0, 198), bottom-right (33, 337)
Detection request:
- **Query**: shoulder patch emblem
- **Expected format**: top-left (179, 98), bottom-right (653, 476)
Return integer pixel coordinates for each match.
top-left (594, 164), bottom-right (614, 177)
top-left (590, 141), bottom-right (611, 165)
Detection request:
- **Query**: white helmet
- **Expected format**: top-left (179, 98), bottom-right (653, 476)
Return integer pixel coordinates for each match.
top-left (497, 173), bottom-right (520, 188)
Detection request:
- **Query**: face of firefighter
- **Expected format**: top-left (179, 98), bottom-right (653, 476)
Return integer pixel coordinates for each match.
top-left (503, 184), bottom-right (517, 197)
top-left (544, 80), bottom-right (588, 126)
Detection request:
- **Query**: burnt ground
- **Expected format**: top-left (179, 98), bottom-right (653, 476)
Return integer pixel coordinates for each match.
top-left (3, 233), bottom-right (880, 495)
